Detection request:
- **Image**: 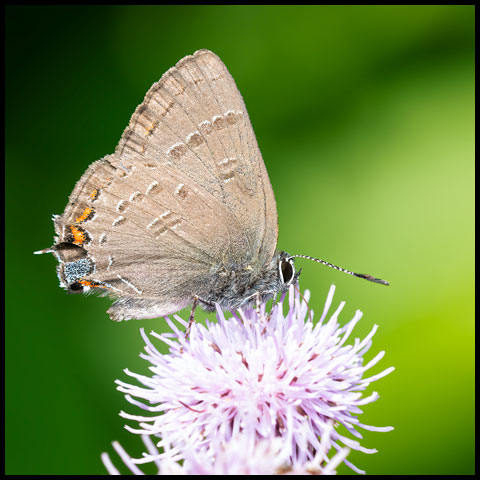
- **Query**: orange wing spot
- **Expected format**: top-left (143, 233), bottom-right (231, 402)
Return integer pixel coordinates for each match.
top-left (75, 207), bottom-right (93, 223)
top-left (79, 280), bottom-right (106, 289)
top-left (90, 189), bottom-right (99, 200)
top-left (70, 225), bottom-right (86, 245)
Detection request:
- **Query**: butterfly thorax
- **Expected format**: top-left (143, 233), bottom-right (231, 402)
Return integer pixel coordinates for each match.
top-left (201, 251), bottom-right (299, 312)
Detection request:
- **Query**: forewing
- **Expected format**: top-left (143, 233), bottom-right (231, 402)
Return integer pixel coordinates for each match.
top-left (116, 49), bottom-right (278, 266)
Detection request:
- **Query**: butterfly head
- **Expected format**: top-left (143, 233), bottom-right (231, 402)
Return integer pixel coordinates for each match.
top-left (277, 251), bottom-right (301, 290)
top-left (234, 250), bottom-right (301, 307)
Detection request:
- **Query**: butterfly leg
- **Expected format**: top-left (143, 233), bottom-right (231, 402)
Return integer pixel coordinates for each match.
top-left (184, 296), bottom-right (200, 343)
top-left (255, 292), bottom-right (261, 315)
top-left (180, 296), bottom-right (216, 353)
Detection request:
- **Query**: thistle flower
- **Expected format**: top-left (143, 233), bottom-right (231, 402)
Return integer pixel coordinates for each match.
top-left (102, 421), bottom-right (351, 475)
top-left (105, 285), bottom-right (393, 474)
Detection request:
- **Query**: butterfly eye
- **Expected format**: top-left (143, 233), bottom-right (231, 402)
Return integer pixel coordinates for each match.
top-left (280, 259), bottom-right (295, 285)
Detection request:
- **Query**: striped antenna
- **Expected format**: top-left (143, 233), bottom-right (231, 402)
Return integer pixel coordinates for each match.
top-left (289, 254), bottom-right (389, 286)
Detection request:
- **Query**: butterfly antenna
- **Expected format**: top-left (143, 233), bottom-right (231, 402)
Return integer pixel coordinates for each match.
top-left (289, 254), bottom-right (389, 286)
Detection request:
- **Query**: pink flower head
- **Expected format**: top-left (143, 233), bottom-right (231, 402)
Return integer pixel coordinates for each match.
top-left (102, 423), bottom-right (350, 475)
top-left (106, 285), bottom-right (394, 474)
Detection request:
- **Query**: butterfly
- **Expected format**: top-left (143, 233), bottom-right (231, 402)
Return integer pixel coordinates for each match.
top-left (36, 49), bottom-right (388, 324)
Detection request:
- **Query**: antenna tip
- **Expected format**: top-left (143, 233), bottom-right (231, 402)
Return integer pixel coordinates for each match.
top-left (354, 273), bottom-right (390, 286)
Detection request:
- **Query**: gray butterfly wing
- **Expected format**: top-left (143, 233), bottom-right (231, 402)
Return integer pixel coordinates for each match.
top-left (53, 50), bottom-right (278, 320)
top-left (116, 49), bottom-right (278, 264)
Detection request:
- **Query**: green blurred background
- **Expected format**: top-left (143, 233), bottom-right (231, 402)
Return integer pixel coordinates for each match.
top-left (6, 5), bottom-right (474, 475)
